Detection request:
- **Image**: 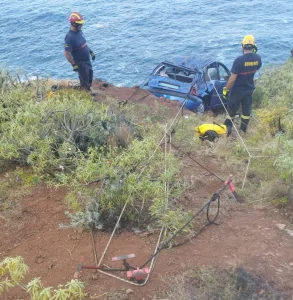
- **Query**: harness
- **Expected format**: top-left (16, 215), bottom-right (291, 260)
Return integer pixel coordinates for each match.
top-left (72, 42), bottom-right (87, 52)
top-left (238, 70), bottom-right (256, 75)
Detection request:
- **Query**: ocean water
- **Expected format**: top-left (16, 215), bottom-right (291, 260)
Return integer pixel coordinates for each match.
top-left (1, 0), bottom-right (292, 86)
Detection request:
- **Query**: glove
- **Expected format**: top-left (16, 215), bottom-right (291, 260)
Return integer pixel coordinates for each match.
top-left (90, 51), bottom-right (95, 61)
top-left (72, 64), bottom-right (79, 72)
top-left (222, 87), bottom-right (229, 99)
top-left (253, 45), bottom-right (258, 54)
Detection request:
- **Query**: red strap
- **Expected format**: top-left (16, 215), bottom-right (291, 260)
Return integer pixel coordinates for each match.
top-left (73, 42), bottom-right (87, 52)
top-left (238, 70), bottom-right (256, 75)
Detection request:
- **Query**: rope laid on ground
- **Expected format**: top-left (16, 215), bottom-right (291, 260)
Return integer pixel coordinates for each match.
top-left (139, 191), bottom-right (222, 269)
top-left (95, 226), bottom-right (165, 287)
top-left (209, 72), bottom-right (274, 189)
top-left (93, 71), bottom-right (248, 285)
top-left (170, 142), bottom-right (225, 183)
top-left (209, 73), bottom-right (251, 155)
top-left (95, 97), bottom-right (188, 285)
top-left (97, 200), bottom-right (128, 267)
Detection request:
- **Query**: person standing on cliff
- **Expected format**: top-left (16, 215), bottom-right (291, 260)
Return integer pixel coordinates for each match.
top-left (64, 12), bottom-right (96, 94)
top-left (222, 35), bottom-right (262, 136)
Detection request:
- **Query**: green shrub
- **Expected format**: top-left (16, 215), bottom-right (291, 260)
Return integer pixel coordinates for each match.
top-left (165, 267), bottom-right (288, 300)
top-left (0, 71), bottom-right (190, 232)
top-left (62, 137), bottom-right (184, 230)
top-left (0, 71), bottom-right (139, 174)
top-left (0, 256), bottom-right (85, 299)
top-left (253, 59), bottom-right (293, 108)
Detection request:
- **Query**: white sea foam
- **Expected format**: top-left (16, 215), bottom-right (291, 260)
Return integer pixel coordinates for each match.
top-left (95, 23), bottom-right (107, 29)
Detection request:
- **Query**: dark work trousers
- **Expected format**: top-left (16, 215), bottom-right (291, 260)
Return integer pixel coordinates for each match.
top-left (77, 61), bottom-right (93, 91)
top-left (224, 89), bottom-right (253, 132)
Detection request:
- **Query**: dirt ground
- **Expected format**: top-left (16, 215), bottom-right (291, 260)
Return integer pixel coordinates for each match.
top-left (91, 78), bottom-right (191, 118)
top-left (1, 81), bottom-right (293, 299)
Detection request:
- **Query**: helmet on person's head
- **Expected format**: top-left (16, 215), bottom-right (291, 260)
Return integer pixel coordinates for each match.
top-left (241, 35), bottom-right (256, 50)
top-left (242, 35), bottom-right (255, 46)
top-left (69, 12), bottom-right (84, 25)
top-left (241, 35), bottom-right (256, 51)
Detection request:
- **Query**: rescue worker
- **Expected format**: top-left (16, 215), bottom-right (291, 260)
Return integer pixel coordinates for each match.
top-left (223, 35), bottom-right (262, 136)
top-left (64, 12), bottom-right (96, 93)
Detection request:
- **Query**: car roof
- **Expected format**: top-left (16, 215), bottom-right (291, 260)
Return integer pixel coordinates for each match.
top-left (163, 56), bottom-right (214, 73)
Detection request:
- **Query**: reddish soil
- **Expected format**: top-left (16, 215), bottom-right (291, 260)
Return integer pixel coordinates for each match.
top-left (1, 82), bottom-right (293, 299)
top-left (91, 79), bottom-right (189, 117)
top-left (2, 184), bottom-right (293, 299)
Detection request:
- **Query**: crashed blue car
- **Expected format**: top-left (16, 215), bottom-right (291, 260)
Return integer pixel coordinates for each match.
top-left (144, 57), bottom-right (231, 113)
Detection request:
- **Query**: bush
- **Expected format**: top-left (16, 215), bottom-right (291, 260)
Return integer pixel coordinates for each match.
top-left (254, 61), bottom-right (293, 194)
top-left (0, 75), bottom-right (139, 174)
top-left (165, 267), bottom-right (288, 300)
top-left (62, 137), bottom-right (183, 230)
top-left (0, 71), bottom-right (189, 232)
top-left (253, 59), bottom-right (293, 108)
top-left (0, 256), bottom-right (85, 299)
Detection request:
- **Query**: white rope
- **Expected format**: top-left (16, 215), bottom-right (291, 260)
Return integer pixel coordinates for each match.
top-left (145, 100), bottom-right (187, 163)
top-left (98, 73), bottom-right (274, 277)
top-left (208, 74), bottom-right (255, 190)
top-left (210, 77), bottom-right (276, 189)
top-left (96, 226), bottom-right (165, 286)
top-left (97, 200), bottom-right (128, 267)
top-left (209, 75), bottom-right (252, 156)
top-left (96, 98), bottom-right (186, 284)
top-left (96, 125), bottom-right (172, 285)
top-left (165, 124), bottom-right (169, 204)
top-left (249, 112), bottom-right (262, 125)
top-left (241, 155), bottom-right (251, 190)
top-left (251, 155), bottom-right (277, 158)
top-left (99, 122), bottom-right (171, 286)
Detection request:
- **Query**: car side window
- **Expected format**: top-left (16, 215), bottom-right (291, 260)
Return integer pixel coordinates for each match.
top-left (206, 67), bottom-right (219, 80)
top-left (156, 66), bottom-right (168, 77)
top-left (218, 64), bottom-right (230, 81)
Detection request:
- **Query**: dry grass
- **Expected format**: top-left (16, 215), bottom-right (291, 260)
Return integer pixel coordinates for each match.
top-left (163, 267), bottom-right (289, 300)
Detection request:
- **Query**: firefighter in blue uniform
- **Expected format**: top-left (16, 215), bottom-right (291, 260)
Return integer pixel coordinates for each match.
top-left (64, 12), bottom-right (96, 93)
top-left (223, 35), bottom-right (262, 136)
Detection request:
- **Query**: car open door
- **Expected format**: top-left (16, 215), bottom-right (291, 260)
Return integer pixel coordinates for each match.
top-left (209, 63), bottom-right (231, 110)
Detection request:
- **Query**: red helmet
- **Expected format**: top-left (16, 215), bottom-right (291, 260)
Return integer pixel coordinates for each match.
top-left (69, 12), bottom-right (84, 25)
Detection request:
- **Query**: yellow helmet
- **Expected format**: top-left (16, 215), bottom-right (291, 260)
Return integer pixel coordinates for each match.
top-left (242, 35), bottom-right (255, 46)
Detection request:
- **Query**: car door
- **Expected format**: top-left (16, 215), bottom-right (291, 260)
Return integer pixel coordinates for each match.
top-left (209, 63), bottom-right (231, 109)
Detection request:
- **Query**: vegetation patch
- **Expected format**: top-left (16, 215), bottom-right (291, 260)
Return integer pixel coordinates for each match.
top-left (191, 59), bottom-right (293, 219)
top-left (0, 256), bottom-right (85, 299)
top-left (164, 267), bottom-right (289, 300)
top-left (0, 71), bottom-right (191, 233)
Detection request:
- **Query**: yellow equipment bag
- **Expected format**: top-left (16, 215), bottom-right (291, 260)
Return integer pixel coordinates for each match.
top-left (195, 123), bottom-right (227, 141)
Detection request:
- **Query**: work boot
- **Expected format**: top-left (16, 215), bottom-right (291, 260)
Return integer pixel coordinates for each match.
top-left (224, 119), bottom-right (233, 137)
top-left (239, 118), bottom-right (250, 133)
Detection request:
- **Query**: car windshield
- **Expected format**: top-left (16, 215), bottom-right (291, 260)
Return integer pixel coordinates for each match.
top-left (155, 65), bottom-right (197, 84)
